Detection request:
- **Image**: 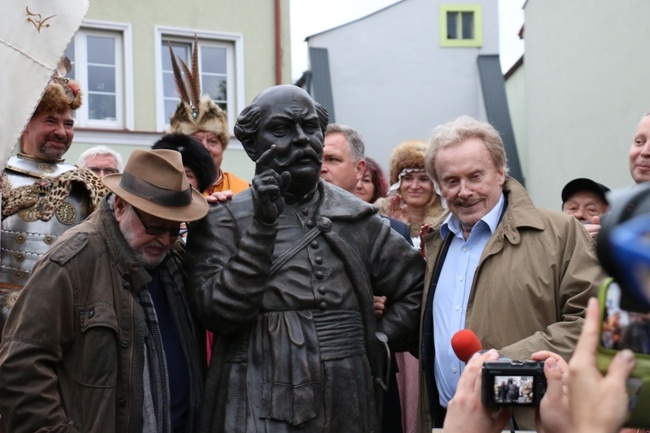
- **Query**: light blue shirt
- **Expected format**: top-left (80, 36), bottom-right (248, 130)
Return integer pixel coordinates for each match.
top-left (433, 193), bottom-right (505, 407)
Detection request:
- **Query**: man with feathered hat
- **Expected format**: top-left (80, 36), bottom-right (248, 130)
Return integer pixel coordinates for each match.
top-left (167, 38), bottom-right (249, 196)
top-left (0, 60), bottom-right (108, 327)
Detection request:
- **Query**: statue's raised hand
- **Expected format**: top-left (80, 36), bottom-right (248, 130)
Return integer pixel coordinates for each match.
top-left (252, 145), bottom-right (291, 224)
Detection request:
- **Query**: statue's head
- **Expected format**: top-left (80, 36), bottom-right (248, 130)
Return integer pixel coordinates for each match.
top-left (235, 85), bottom-right (329, 197)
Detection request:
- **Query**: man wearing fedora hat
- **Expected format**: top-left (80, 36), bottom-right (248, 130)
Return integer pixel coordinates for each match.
top-left (186, 85), bottom-right (424, 433)
top-left (0, 150), bottom-right (207, 433)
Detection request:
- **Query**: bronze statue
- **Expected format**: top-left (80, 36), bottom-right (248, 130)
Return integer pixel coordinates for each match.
top-left (186, 85), bottom-right (424, 433)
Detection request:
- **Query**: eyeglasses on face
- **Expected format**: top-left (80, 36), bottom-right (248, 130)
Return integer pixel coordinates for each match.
top-left (88, 167), bottom-right (120, 175)
top-left (131, 207), bottom-right (183, 237)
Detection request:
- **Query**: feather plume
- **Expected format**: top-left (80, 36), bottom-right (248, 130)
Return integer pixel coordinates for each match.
top-left (179, 59), bottom-right (198, 110)
top-left (169, 43), bottom-right (191, 105)
top-left (190, 35), bottom-right (201, 108)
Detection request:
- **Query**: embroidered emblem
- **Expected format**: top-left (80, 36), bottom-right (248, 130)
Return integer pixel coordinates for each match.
top-left (56, 201), bottom-right (77, 225)
top-left (26, 6), bottom-right (56, 32)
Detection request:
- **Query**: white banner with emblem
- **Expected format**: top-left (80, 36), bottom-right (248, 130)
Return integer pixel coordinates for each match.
top-left (0, 0), bottom-right (89, 170)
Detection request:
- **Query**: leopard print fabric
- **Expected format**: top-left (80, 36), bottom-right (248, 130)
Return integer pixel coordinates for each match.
top-left (1, 168), bottom-right (108, 220)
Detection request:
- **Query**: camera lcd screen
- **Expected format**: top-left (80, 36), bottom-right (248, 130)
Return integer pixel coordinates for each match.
top-left (492, 375), bottom-right (536, 404)
top-left (601, 282), bottom-right (650, 354)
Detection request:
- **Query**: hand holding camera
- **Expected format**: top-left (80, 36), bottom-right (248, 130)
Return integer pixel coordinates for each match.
top-left (452, 329), bottom-right (550, 408)
top-left (443, 349), bottom-right (511, 433)
top-left (446, 329), bottom-right (573, 433)
top-left (481, 359), bottom-right (547, 407)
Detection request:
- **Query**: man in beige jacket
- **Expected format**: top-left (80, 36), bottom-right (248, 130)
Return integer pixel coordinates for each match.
top-left (417, 116), bottom-right (603, 431)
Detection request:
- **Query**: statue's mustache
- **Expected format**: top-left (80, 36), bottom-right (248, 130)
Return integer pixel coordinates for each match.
top-left (275, 148), bottom-right (322, 168)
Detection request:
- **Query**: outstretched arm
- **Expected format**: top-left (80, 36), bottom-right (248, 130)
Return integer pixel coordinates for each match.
top-left (569, 298), bottom-right (635, 433)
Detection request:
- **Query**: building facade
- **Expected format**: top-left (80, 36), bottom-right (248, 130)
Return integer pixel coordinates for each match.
top-left (59, 0), bottom-right (292, 179)
top-left (507, 0), bottom-right (650, 208)
top-left (305, 0), bottom-right (507, 177)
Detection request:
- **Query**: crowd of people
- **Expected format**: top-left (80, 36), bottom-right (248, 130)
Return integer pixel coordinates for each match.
top-left (0, 50), bottom-right (647, 433)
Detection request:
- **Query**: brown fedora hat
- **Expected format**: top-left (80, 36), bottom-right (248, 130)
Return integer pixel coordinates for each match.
top-left (103, 149), bottom-right (208, 222)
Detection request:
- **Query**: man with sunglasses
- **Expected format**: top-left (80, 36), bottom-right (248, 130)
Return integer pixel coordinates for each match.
top-left (0, 149), bottom-right (208, 433)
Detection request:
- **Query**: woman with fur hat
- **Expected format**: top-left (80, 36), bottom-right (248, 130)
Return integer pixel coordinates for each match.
top-left (376, 139), bottom-right (444, 248)
top-left (376, 139), bottom-right (444, 433)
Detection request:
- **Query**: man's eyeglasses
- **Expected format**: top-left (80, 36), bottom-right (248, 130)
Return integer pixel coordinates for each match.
top-left (132, 207), bottom-right (183, 237)
top-left (87, 167), bottom-right (120, 176)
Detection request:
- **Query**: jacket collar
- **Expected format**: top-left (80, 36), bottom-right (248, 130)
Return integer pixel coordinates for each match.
top-left (315, 180), bottom-right (378, 220)
top-left (497, 177), bottom-right (545, 245)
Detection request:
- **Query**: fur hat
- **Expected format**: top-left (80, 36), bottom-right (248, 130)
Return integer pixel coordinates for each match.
top-left (389, 140), bottom-right (428, 185)
top-left (152, 133), bottom-right (217, 193)
top-left (34, 58), bottom-right (82, 116)
top-left (167, 37), bottom-right (230, 148)
top-left (103, 149), bottom-right (208, 222)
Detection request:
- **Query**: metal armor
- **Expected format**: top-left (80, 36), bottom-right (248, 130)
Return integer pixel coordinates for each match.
top-left (0, 155), bottom-right (95, 291)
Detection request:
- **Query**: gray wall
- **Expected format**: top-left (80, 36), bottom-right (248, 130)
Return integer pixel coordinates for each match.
top-left (307, 0), bottom-right (499, 173)
top-left (522, 0), bottom-right (650, 209)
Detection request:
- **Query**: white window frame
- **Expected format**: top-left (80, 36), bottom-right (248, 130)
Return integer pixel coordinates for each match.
top-left (67, 21), bottom-right (134, 129)
top-left (154, 26), bottom-right (244, 134)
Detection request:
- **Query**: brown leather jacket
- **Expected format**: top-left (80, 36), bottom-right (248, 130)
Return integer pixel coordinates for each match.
top-left (0, 196), bottom-right (203, 433)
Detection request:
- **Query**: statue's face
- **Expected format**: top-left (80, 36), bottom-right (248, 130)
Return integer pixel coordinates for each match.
top-left (254, 86), bottom-right (324, 194)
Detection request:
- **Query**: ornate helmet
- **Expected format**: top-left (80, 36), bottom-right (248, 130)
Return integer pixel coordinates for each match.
top-left (167, 36), bottom-right (230, 148)
top-left (34, 57), bottom-right (82, 116)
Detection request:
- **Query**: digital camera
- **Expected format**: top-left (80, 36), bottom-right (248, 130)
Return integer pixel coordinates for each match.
top-left (481, 360), bottom-right (546, 407)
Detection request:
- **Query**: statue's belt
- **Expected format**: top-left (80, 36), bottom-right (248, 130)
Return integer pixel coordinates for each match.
top-left (251, 309), bottom-right (366, 425)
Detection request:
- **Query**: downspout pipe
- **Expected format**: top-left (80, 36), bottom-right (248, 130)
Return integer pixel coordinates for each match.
top-left (274, 0), bottom-right (282, 84)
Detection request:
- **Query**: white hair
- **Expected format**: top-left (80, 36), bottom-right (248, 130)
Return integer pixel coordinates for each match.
top-left (77, 145), bottom-right (123, 171)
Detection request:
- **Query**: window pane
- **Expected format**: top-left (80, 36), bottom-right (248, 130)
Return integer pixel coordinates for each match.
top-left (87, 36), bottom-right (115, 64)
top-left (162, 43), bottom-right (190, 70)
top-left (201, 46), bottom-right (227, 74)
top-left (461, 12), bottom-right (474, 39)
top-left (89, 93), bottom-right (116, 120)
top-left (165, 100), bottom-right (179, 124)
top-left (160, 37), bottom-right (233, 129)
top-left (88, 65), bottom-right (116, 92)
top-left (447, 12), bottom-right (458, 39)
top-left (203, 75), bottom-right (227, 102)
top-left (163, 71), bottom-right (178, 98)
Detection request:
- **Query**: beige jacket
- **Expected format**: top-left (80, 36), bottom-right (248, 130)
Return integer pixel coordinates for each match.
top-left (417, 178), bottom-right (604, 432)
